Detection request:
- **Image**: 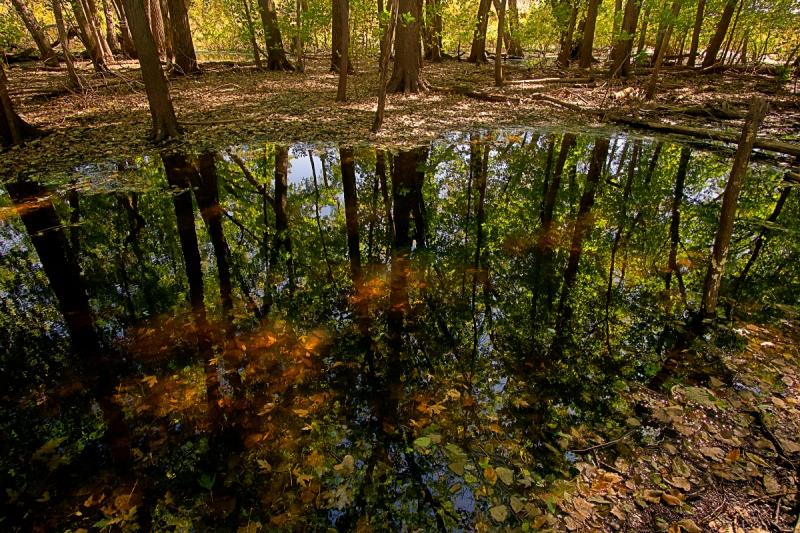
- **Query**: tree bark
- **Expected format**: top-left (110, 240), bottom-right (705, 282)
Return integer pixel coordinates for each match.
top-left (166, 0), bottom-right (199, 74)
top-left (701, 0), bottom-right (736, 68)
top-left (646, 0), bottom-right (682, 99)
top-left (636, 4), bottom-right (650, 55)
top-left (124, 0), bottom-right (181, 140)
top-left (271, 146), bottom-right (296, 292)
top-left (557, 1), bottom-right (579, 67)
top-left (1, 62), bottom-right (41, 147)
top-left (258, 0), bottom-right (294, 70)
top-left (148, 0), bottom-right (167, 57)
top-left (373, 0), bottom-right (398, 131)
top-left (336, 0), bottom-right (349, 101)
top-left (699, 97), bottom-right (768, 318)
top-left (112, 0), bottom-right (138, 57)
top-left (494, 0), bottom-right (506, 86)
top-left (341, 147), bottom-right (362, 281)
top-left (578, 0), bottom-right (601, 68)
top-left (52, 0), bottom-right (84, 90)
top-left (84, 0), bottom-right (114, 61)
top-left (242, 0), bottom-right (263, 68)
top-left (609, 0), bottom-right (641, 77)
top-left (101, 0), bottom-right (121, 54)
top-left (331, 0), bottom-right (353, 72)
top-left (10, 0), bottom-right (59, 66)
top-left (71, 0), bottom-right (110, 71)
top-left (387, 0), bottom-right (427, 93)
top-left (468, 0), bottom-right (492, 63)
top-left (687, 0), bottom-right (705, 66)
top-left (506, 0), bottom-right (522, 56)
top-left (424, 0), bottom-right (443, 61)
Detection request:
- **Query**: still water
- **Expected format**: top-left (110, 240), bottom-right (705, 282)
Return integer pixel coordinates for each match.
top-left (1, 130), bottom-right (797, 530)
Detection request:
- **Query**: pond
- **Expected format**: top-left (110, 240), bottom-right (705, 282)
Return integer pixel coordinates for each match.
top-left (1, 129), bottom-right (797, 530)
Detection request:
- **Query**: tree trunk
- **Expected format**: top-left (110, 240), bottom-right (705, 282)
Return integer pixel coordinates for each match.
top-left (191, 153), bottom-right (233, 311)
top-left (336, 0), bottom-right (349, 101)
top-left (258, 0), bottom-right (294, 70)
top-left (294, 0), bottom-right (304, 71)
top-left (665, 147), bottom-right (690, 304)
top-left (52, 0), bottom-right (84, 89)
top-left (699, 97), bottom-right (768, 318)
top-left (124, 0), bottom-right (181, 140)
top-left (71, 0), bottom-right (110, 71)
top-left (557, 2), bottom-right (579, 67)
top-left (341, 147), bottom-right (362, 281)
top-left (101, 0), bottom-right (121, 54)
top-left (331, 0), bottom-right (353, 72)
top-left (609, 0), bottom-right (641, 77)
top-left (424, 0), bottom-right (442, 61)
top-left (507, 0), bottom-right (522, 56)
top-left (552, 136), bottom-right (610, 356)
top-left (148, 0), bottom-right (167, 57)
top-left (687, 0), bottom-right (705, 66)
top-left (468, 0), bottom-right (492, 63)
top-left (387, 0), bottom-right (427, 93)
top-left (10, 0), bottom-right (59, 66)
top-left (636, 4), bottom-right (650, 55)
top-left (113, 0), bottom-right (138, 57)
top-left (159, 0), bottom-right (174, 63)
top-left (373, 0), bottom-right (398, 131)
top-left (242, 0), bottom-right (263, 68)
top-left (271, 146), bottom-right (296, 292)
top-left (166, 0), bottom-right (199, 74)
top-left (701, 0), bottom-right (736, 68)
top-left (494, 0), bottom-right (506, 86)
top-left (646, 0), bottom-right (682, 100)
top-left (1, 62), bottom-right (41, 147)
top-left (578, 0), bottom-right (600, 68)
top-left (84, 0), bottom-right (114, 61)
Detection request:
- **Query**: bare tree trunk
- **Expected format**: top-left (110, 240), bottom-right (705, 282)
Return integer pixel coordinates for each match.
top-left (646, 0), bottom-right (682, 99)
top-left (1, 62), bottom-right (42, 147)
top-left (699, 97), bottom-right (768, 318)
top-left (494, 0), bottom-right (506, 86)
top-left (271, 146), bottom-right (296, 293)
top-left (387, 0), bottom-right (427, 93)
top-left (52, 0), bottom-right (84, 89)
top-left (258, 0), bottom-right (294, 70)
top-left (557, 1), bottom-right (579, 67)
top-left (166, 0), bottom-right (199, 74)
top-left (84, 0), bottom-right (114, 60)
top-left (578, 0), bottom-right (600, 68)
top-left (124, 0), bottom-right (181, 140)
top-left (701, 0), bottom-right (736, 68)
top-left (71, 0), bottom-right (110, 71)
top-left (720, 0), bottom-right (743, 64)
top-left (506, 0), bottom-right (522, 56)
top-left (687, 0), bottom-right (705, 66)
top-left (10, 0), bottom-right (59, 66)
top-left (636, 4), bottom-right (651, 55)
top-left (468, 0), bottom-right (492, 63)
top-left (243, 0), bottom-right (263, 68)
top-left (331, 0), bottom-right (352, 72)
top-left (112, 0), bottom-right (138, 57)
top-left (159, 0), bottom-right (174, 63)
top-left (101, 0), bottom-right (121, 54)
top-left (424, 0), bottom-right (442, 61)
top-left (373, 0), bottom-right (397, 131)
top-left (665, 147), bottom-right (690, 307)
top-left (294, 0), bottom-right (304, 71)
top-left (609, 0), bottom-right (641, 77)
top-left (147, 0), bottom-right (167, 57)
top-left (336, 0), bottom-right (348, 101)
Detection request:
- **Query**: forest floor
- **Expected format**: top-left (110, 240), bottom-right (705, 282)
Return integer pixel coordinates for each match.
top-left (1, 55), bottom-right (799, 178)
top-left (534, 314), bottom-right (800, 532)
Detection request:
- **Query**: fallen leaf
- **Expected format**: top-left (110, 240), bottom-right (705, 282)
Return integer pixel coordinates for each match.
top-left (495, 466), bottom-right (514, 485)
top-left (489, 504), bottom-right (508, 523)
top-left (334, 455), bottom-right (355, 475)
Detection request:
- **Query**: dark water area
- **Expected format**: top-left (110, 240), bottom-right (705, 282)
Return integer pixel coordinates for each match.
top-left (1, 130), bottom-right (798, 530)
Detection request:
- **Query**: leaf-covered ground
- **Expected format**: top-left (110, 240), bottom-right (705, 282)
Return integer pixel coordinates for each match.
top-left (2, 56), bottom-right (799, 179)
top-left (535, 317), bottom-right (800, 532)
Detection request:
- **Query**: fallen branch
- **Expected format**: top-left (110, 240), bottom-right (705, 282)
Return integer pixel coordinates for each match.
top-left (506, 76), bottom-right (595, 85)
top-left (182, 115), bottom-right (258, 126)
top-left (609, 117), bottom-right (800, 158)
top-left (529, 93), bottom-right (595, 113)
top-left (569, 431), bottom-right (634, 454)
top-left (430, 85), bottom-right (522, 103)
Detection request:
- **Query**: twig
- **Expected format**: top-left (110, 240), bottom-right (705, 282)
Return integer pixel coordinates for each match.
top-left (744, 491), bottom-right (798, 506)
top-left (569, 431), bottom-right (634, 454)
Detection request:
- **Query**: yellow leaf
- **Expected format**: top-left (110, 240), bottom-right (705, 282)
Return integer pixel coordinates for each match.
top-left (725, 448), bottom-right (741, 462)
top-left (334, 455), bottom-right (355, 475)
top-left (489, 504), bottom-right (508, 523)
top-left (483, 467), bottom-right (497, 485)
top-left (141, 375), bottom-right (158, 388)
top-left (495, 466), bottom-right (514, 485)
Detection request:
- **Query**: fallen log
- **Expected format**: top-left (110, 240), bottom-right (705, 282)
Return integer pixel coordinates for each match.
top-left (506, 76), bottom-right (595, 85)
top-left (529, 93), bottom-right (588, 112)
top-left (610, 117), bottom-right (800, 158)
top-left (430, 85), bottom-right (522, 103)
